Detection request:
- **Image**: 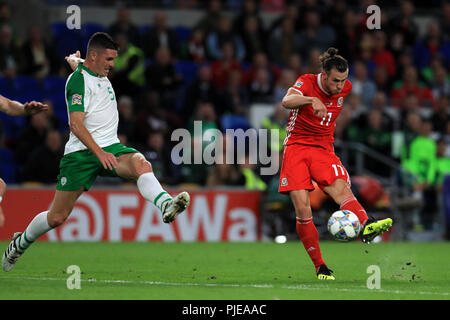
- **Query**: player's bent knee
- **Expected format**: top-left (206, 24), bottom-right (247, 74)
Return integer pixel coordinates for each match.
top-left (133, 154), bottom-right (152, 176)
top-left (47, 212), bottom-right (70, 228)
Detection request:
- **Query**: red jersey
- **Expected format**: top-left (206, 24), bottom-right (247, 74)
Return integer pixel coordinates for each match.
top-left (283, 73), bottom-right (352, 151)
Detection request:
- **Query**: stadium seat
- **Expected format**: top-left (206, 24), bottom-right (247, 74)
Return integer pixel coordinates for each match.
top-left (174, 25), bottom-right (191, 44)
top-left (139, 24), bottom-right (152, 37)
top-left (50, 21), bottom-right (71, 39)
top-left (0, 148), bottom-right (16, 183)
top-left (175, 60), bottom-right (198, 85)
top-left (220, 114), bottom-right (251, 131)
top-left (43, 76), bottom-right (66, 93)
top-left (81, 22), bottom-right (106, 39)
top-left (13, 76), bottom-right (40, 92)
top-left (54, 29), bottom-right (84, 59)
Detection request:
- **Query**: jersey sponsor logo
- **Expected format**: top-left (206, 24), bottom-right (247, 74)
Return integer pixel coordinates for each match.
top-left (71, 94), bottom-right (82, 105)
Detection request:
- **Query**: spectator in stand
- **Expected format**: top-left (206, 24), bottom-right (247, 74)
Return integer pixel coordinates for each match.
top-left (232, 0), bottom-right (265, 39)
top-left (335, 9), bottom-right (360, 62)
top-left (358, 32), bottom-right (377, 77)
top-left (206, 136), bottom-right (241, 187)
top-left (248, 67), bottom-right (274, 104)
top-left (267, 18), bottom-right (300, 67)
top-left (440, 1), bottom-right (450, 40)
top-left (370, 91), bottom-right (395, 132)
top-left (434, 138), bottom-right (450, 194)
top-left (430, 95), bottom-right (450, 135)
top-left (107, 7), bottom-right (141, 47)
top-left (372, 31), bottom-right (396, 78)
top-left (324, 0), bottom-right (348, 31)
top-left (297, 10), bottom-right (336, 58)
top-left (142, 11), bottom-right (180, 60)
top-left (141, 130), bottom-right (176, 185)
top-left (219, 69), bottom-right (250, 116)
top-left (403, 119), bottom-right (438, 230)
top-left (183, 28), bottom-right (207, 63)
top-left (272, 69), bottom-right (296, 104)
top-left (268, 3), bottom-right (300, 37)
top-left (183, 63), bottom-right (221, 120)
top-left (14, 112), bottom-right (49, 167)
top-left (388, 0), bottom-right (419, 48)
top-left (372, 65), bottom-right (391, 97)
top-left (303, 48), bottom-right (322, 75)
top-left (242, 52), bottom-right (280, 90)
top-left (349, 60), bottom-right (376, 107)
top-left (110, 33), bottom-right (145, 97)
top-left (205, 15), bottom-right (245, 62)
top-left (145, 46), bottom-right (183, 108)
top-left (285, 53), bottom-right (305, 76)
top-left (40, 99), bottom-right (61, 132)
top-left (391, 65), bottom-right (436, 108)
top-left (117, 95), bottom-right (137, 145)
top-left (0, 2), bottom-right (17, 42)
top-left (194, 0), bottom-right (224, 35)
top-left (421, 55), bottom-right (447, 85)
top-left (20, 130), bottom-right (63, 184)
top-left (21, 25), bottom-right (59, 78)
top-left (400, 111), bottom-right (423, 163)
top-left (430, 66), bottom-right (450, 100)
top-left (393, 50), bottom-right (415, 83)
top-left (0, 24), bottom-right (22, 76)
top-left (210, 41), bottom-right (243, 91)
top-left (360, 109), bottom-right (393, 177)
top-left (240, 16), bottom-right (267, 63)
top-left (413, 21), bottom-right (450, 70)
top-left (261, 103), bottom-right (288, 153)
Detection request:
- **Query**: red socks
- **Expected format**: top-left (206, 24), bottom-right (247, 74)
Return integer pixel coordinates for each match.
top-left (296, 217), bottom-right (325, 271)
top-left (340, 196), bottom-right (368, 225)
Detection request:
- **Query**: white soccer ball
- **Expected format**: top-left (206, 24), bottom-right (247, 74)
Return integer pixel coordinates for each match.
top-left (327, 210), bottom-right (361, 241)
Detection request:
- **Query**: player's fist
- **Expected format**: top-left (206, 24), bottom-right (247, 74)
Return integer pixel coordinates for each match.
top-left (311, 97), bottom-right (327, 119)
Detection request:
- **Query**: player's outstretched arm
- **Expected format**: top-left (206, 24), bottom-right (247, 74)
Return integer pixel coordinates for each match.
top-left (65, 50), bottom-right (85, 71)
top-left (0, 95), bottom-right (48, 117)
top-left (281, 89), bottom-right (327, 118)
top-left (69, 111), bottom-right (118, 170)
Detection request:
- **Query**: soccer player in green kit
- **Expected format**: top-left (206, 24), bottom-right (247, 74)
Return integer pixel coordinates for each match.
top-left (2, 33), bottom-right (189, 271)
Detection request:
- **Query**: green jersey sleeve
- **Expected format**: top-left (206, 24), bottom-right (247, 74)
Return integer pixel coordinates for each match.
top-left (66, 69), bottom-right (86, 112)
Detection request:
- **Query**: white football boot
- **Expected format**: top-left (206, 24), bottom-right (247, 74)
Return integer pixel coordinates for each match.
top-left (2, 232), bottom-right (24, 272)
top-left (161, 192), bottom-right (190, 223)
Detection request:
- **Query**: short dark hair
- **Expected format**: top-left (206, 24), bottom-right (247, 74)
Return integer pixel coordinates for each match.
top-left (87, 32), bottom-right (118, 53)
top-left (319, 47), bottom-right (348, 74)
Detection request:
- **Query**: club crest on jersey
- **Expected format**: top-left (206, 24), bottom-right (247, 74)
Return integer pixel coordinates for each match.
top-left (281, 177), bottom-right (288, 186)
top-left (71, 94), bottom-right (82, 105)
top-left (337, 97), bottom-right (344, 107)
top-left (295, 81), bottom-right (303, 87)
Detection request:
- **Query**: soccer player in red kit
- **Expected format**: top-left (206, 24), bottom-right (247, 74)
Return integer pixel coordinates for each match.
top-left (279, 48), bottom-right (392, 280)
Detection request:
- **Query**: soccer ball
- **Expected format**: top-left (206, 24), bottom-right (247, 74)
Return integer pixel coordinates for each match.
top-left (327, 210), bottom-right (361, 241)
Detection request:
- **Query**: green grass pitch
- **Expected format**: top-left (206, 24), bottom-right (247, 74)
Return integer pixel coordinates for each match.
top-left (0, 241), bottom-right (448, 300)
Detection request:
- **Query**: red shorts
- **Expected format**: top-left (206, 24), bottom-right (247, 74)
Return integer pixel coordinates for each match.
top-left (278, 143), bottom-right (350, 194)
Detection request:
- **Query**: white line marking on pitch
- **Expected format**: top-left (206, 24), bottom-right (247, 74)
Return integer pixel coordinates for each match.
top-left (0, 276), bottom-right (448, 297)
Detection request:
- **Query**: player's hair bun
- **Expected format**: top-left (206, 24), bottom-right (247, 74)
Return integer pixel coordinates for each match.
top-left (327, 47), bottom-right (338, 57)
top-left (319, 47), bottom-right (348, 73)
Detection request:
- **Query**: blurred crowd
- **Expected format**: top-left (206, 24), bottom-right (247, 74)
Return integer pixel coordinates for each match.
top-left (0, 0), bottom-right (449, 218)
